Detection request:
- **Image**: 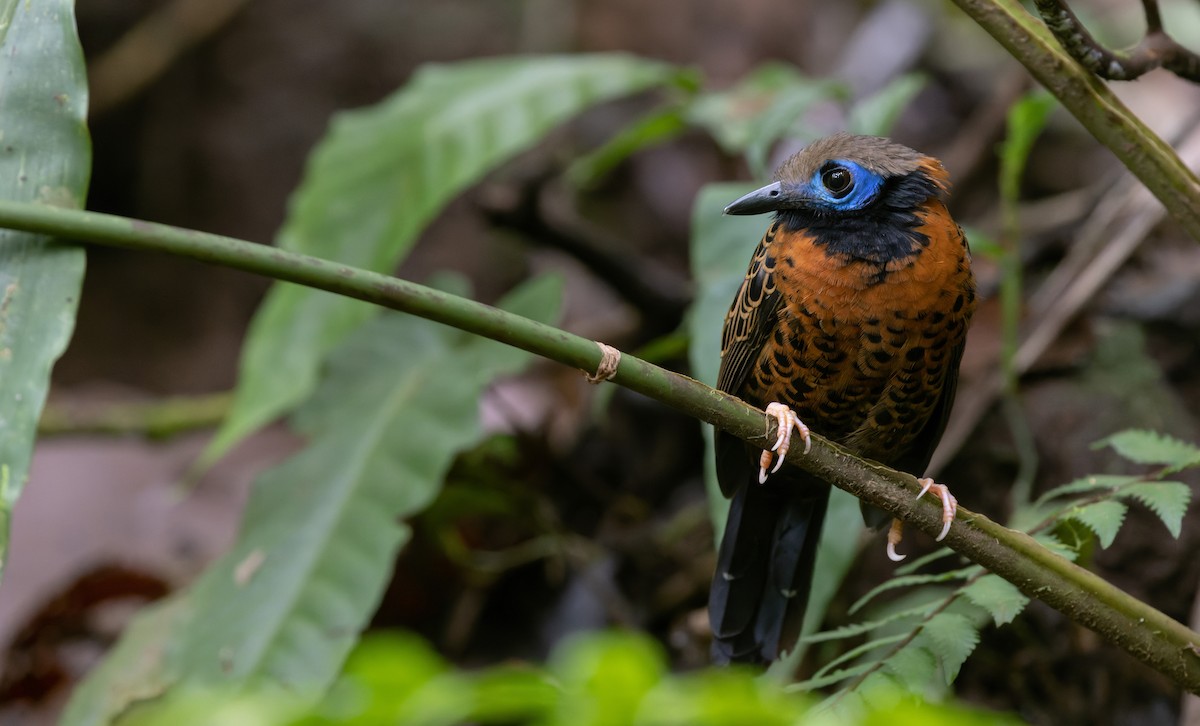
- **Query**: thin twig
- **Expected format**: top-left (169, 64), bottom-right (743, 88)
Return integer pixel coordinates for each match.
top-left (88, 0), bottom-right (254, 116)
top-left (1032, 0), bottom-right (1200, 81)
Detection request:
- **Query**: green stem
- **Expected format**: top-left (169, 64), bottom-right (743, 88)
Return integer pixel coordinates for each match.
top-left (1, 197), bottom-right (1198, 692)
top-left (952, 0), bottom-right (1200, 243)
top-left (38, 392), bottom-right (231, 437)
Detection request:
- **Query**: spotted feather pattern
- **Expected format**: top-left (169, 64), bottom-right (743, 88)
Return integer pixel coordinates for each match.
top-left (709, 135), bottom-right (976, 665)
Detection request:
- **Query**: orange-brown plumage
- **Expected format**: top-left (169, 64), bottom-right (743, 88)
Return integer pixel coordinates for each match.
top-left (709, 134), bottom-right (975, 664)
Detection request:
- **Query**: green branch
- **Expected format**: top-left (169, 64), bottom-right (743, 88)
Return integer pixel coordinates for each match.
top-left (950, 0), bottom-right (1200, 243)
top-left (2, 197), bottom-right (1198, 692)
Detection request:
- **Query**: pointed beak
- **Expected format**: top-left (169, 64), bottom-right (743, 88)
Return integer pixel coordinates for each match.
top-left (723, 181), bottom-right (789, 215)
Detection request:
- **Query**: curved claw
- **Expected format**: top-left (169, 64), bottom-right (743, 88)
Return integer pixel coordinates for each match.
top-left (916, 477), bottom-right (957, 542)
top-left (758, 403), bottom-right (812, 483)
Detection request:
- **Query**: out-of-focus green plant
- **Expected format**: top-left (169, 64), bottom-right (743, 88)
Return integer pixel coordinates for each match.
top-left (120, 631), bottom-right (1019, 726)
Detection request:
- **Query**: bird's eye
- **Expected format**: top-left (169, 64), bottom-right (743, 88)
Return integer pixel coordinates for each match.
top-left (821, 165), bottom-right (854, 198)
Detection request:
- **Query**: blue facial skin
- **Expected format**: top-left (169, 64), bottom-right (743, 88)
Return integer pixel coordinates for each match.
top-left (805, 160), bottom-right (884, 212)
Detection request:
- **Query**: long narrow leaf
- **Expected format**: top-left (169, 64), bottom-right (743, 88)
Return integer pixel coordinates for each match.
top-left (811, 633), bottom-right (908, 682)
top-left (203, 54), bottom-right (681, 467)
top-left (849, 568), bottom-right (977, 615)
top-left (64, 276), bottom-right (562, 723)
top-left (0, 0), bottom-right (90, 576)
top-left (801, 602), bottom-right (939, 644)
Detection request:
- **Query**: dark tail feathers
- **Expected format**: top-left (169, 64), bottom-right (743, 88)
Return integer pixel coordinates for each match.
top-left (708, 479), bottom-right (829, 664)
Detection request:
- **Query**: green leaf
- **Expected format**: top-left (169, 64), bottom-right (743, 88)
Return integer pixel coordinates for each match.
top-left (1122, 481), bottom-right (1191, 538)
top-left (65, 277), bottom-right (562, 721)
top-left (849, 569), bottom-right (977, 615)
top-left (1032, 531), bottom-right (1082, 562)
top-left (791, 661), bottom-right (877, 692)
top-left (961, 225), bottom-right (1003, 261)
top-left (687, 63), bottom-right (804, 152)
top-left (548, 632), bottom-right (665, 726)
top-left (742, 80), bottom-right (842, 177)
top-left (568, 103), bottom-right (691, 188)
top-left (960, 575), bottom-right (1029, 626)
top-left (467, 667), bottom-right (558, 724)
top-left (643, 669), bottom-right (811, 726)
top-left (336, 632), bottom-right (449, 711)
top-left (809, 633), bottom-right (909, 683)
top-left (60, 597), bottom-right (190, 726)
top-left (202, 54), bottom-right (680, 467)
top-left (686, 63), bottom-right (843, 176)
top-left (893, 547), bottom-right (958, 576)
top-left (847, 73), bottom-right (927, 137)
top-left (999, 90), bottom-right (1056, 204)
top-left (924, 612), bottom-right (980, 684)
top-left (1095, 429), bottom-right (1200, 471)
top-left (880, 643), bottom-right (938, 693)
top-left (0, 0), bottom-right (90, 577)
top-left (1035, 474), bottom-right (1138, 505)
top-left (801, 603), bottom-right (939, 644)
top-left (1063, 499), bottom-right (1128, 548)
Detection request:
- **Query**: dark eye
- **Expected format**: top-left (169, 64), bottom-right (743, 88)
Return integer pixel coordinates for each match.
top-left (821, 165), bottom-right (854, 198)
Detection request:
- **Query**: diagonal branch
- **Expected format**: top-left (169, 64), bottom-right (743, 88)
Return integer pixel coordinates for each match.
top-left (950, 0), bottom-right (1200, 244)
top-left (0, 198), bottom-right (1198, 692)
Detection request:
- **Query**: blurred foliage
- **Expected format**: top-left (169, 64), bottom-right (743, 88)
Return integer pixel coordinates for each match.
top-left (62, 50), bottom-right (952, 720)
top-left (119, 630), bottom-right (1019, 726)
top-left (11, 6), bottom-right (1199, 721)
top-left (203, 54), bottom-right (687, 470)
top-left (63, 276), bottom-right (563, 725)
top-left (996, 90), bottom-right (1058, 505)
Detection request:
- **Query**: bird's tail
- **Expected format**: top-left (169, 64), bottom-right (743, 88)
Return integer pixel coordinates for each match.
top-left (708, 479), bottom-right (829, 664)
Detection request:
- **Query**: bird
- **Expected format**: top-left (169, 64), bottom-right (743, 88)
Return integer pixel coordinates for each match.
top-left (708, 133), bottom-right (976, 665)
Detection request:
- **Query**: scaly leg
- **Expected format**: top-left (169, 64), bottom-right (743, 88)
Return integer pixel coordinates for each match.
top-left (758, 402), bottom-right (812, 484)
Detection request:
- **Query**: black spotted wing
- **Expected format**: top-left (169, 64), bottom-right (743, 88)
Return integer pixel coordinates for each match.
top-left (714, 224), bottom-right (785, 498)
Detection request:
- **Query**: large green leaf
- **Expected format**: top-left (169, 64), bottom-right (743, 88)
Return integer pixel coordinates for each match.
top-left (685, 63), bottom-right (843, 177)
top-left (0, 0), bottom-right (90, 575)
top-left (202, 54), bottom-right (681, 468)
top-left (64, 276), bottom-right (562, 724)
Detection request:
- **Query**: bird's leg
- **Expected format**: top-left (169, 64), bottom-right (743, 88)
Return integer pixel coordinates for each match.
top-left (758, 402), bottom-right (811, 483)
top-left (886, 519), bottom-right (906, 562)
top-left (886, 477), bottom-right (958, 562)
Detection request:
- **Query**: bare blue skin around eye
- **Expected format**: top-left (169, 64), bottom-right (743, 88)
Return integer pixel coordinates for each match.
top-left (807, 160), bottom-right (884, 211)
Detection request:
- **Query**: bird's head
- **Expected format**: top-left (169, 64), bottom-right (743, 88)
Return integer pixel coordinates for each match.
top-left (723, 133), bottom-right (949, 219)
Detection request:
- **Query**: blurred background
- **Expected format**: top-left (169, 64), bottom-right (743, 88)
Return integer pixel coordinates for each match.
top-left (4, 0), bottom-right (1200, 723)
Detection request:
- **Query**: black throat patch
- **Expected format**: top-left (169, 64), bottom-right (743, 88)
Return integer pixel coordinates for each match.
top-left (775, 171), bottom-right (941, 279)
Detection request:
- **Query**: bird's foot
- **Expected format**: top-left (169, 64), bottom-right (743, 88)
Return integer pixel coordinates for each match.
top-left (917, 477), bottom-right (957, 542)
top-left (758, 402), bottom-right (811, 483)
top-left (885, 478), bottom-right (958, 562)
